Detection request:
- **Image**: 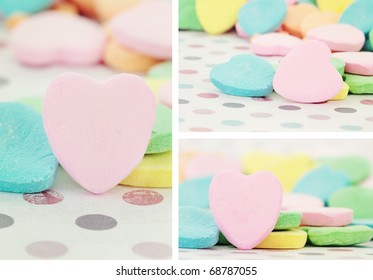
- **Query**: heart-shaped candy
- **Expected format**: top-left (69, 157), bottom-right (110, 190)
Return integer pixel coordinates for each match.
top-left (209, 170), bottom-right (283, 250)
top-left (273, 40), bottom-right (343, 103)
top-left (10, 11), bottom-right (105, 66)
top-left (110, 1), bottom-right (172, 60)
top-left (179, 0), bottom-right (203, 31)
top-left (196, 0), bottom-right (246, 35)
top-left (0, 0), bottom-right (55, 16)
top-left (43, 72), bottom-right (156, 194)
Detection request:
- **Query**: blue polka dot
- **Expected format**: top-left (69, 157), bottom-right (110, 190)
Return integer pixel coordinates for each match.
top-left (281, 122), bottom-right (304, 129)
top-left (221, 120), bottom-right (245, 126)
top-left (340, 125), bottom-right (363, 131)
top-left (179, 84), bottom-right (194, 89)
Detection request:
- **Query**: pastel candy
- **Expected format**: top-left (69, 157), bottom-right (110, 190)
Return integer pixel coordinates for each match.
top-left (329, 188), bottom-right (373, 219)
top-left (344, 74), bottom-right (373, 94)
top-left (352, 219), bottom-right (373, 228)
top-left (69, 0), bottom-right (95, 17)
top-left (104, 38), bottom-right (161, 73)
top-left (148, 61), bottom-right (172, 79)
top-left (120, 151), bottom-right (172, 188)
top-left (283, 3), bottom-right (318, 37)
top-left (43, 72), bottom-right (156, 194)
top-left (255, 229), bottom-right (307, 249)
top-left (196, 0), bottom-right (246, 35)
top-left (330, 82), bottom-right (349, 101)
top-left (209, 170), bottom-right (283, 250)
top-left (235, 22), bottom-right (248, 38)
top-left (18, 96), bottom-right (43, 112)
top-left (179, 206), bottom-right (219, 249)
top-left (274, 211), bottom-right (302, 230)
top-left (331, 57), bottom-right (346, 75)
top-left (179, 0), bottom-right (203, 31)
top-left (210, 54), bottom-right (275, 97)
top-left (146, 105), bottom-right (171, 154)
top-left (316, 0), bottom-right (354, 14)
top-left (251, 33), bottom-right (302, 57)
top-left (183, 154), bottom-right (241, 180)
top-left (95, 0), bottom-right (141, 21)
top-left (300, 11), bottom-right (340, 37)
top-left (293, 166), bottom-right (350, 202)
top-left (145, 78), bottom-right (169, 93)
top-left (179, 176), bottom-right (213, 209)
top-left (110, 1), bottom-right (172, 59)
top-left (0, 0), bottom-right (55, 16)
top-left (157, 81), bottom-right (172, 109)
top-left (238, 0), bottom-right (287, 36)
top-left (5, 13), bottom-right (28, 30)
top-left (332, 52), bottom-right (373, 76)
top-left (339, 0), bottom-right (373, 35)
top-left (10, 11), bottom-right (105, 66)
top-left (0, 103), bottom-right (58, 193)
top-left (298, 0), bottom-right (316, 4)
top-left (307, 24), bottom-right (365, 52)
top-left (282, 193), bottom-right (324, 209)
top-left (301, 225), bottom-right (373, 246)
top-left (243, 152), bottom-right (315, 192)
top-left (317, 156), bottom-right (370, 184)
top-left (290, 207), bottom-right (353, 226)
top-left (273, 40), bottom-right (343, 103)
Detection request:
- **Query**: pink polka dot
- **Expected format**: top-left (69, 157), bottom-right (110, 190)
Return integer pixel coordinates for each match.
top-left (188, 44), bottom-right (204, 48)
top-left (361, 100), bottom-right (373, 105)
top-left (308, 114), bottom-right (330, 120)
top-left (251, 97), bottom-right (273, 102)
top-left (23, 190), bottom-right (64, 205)
top-left (190, 127), bottom-right (213, 132)
top-left (193, 109), bottom-right (215, 115)
top-left (197, 93), bottom-right (219, 98)
top-left (123, 190), bottom-right (163, 206)
top-left (234, 46), bottom-right (250, 50)
top-left (250, 112), bottom-right (273, 118)
top-left (132, 242), bottom-right (171, 259)
top-left (201, 79), bottom-right (211, 83)
top-left (366, 117), bottom-right (373, 122)
top-left (179, 69), bottom-right (198, 74)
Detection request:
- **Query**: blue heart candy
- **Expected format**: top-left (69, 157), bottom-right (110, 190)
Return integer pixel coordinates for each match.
top-left (0, 0), bottom-right (55, 16)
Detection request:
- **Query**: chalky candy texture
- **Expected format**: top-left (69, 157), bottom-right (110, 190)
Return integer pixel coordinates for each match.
top-left (179, 0), bottom-right (202, 31)
top-left (255, 229), bottom-right (307, 249)
top-left (329, 188), bottom-right (373, 219)
top-left (251, 33), bottom-right (302, 57)
top-left (318, 156), bottom-right (370, 184)
top-left (301, 226), bottom-right (373, 246)
top-left (179, 206), bottom-right (219, 249)
top-left (209, 170), bottom-right (283, 250)
top-left (179, 176), bottom-right (213, 209)
top-left (274, 211), bottom-right (302, 230)
top-left (146, 104), bottom-right (172, 154)
top-left (293, 166), bottom-right (350, 202)
top-left (0, 103), bottom-right (58, 193)
top-left (238, 0), bottom-right (287, 36)
top-left (339, 0), bottom-right (373, 34)
top-left (0, 0), bottom-right (55, 16)
top-left (290, 207), bottom-right (353, 227)
top-left (332, 52), bottom-right (373, 76)
top-left (120, 151), bottom-right (172, 188)
top-left (344, 74), bottom-right (373, 94)
top-left (10, 11), bottom-right (105, 66)
top-left (210, 54), bottom-right (275, 97)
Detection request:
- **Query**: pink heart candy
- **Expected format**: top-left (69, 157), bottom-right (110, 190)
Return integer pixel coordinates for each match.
top-left (273, 40), bottom-right (343, 103)
top-left (10, 11), bottom-right (105, 66)
top-left (209, 170), bottom-right (283, 250)
top-left (43, 72), bottom-right (156, 194)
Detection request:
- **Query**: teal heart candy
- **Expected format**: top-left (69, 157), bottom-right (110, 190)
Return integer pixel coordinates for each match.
top-left (339, 0), bottom-right (373, 35)
top-left (179, 0), bottom-right (203, 31)
top-left (146, 104), bottom-right (171, 154)
top-left (0, 102), bottom-right (58, 193)
top-left (0, 0), bottom-right (55, 16)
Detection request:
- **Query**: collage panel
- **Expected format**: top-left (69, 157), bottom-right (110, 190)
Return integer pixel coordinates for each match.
top-left (179, 139), bottom-right (373, 260)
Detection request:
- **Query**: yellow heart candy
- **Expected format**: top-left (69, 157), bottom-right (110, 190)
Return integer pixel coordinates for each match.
top-left (120, 152), bottom-right (172, 188)
top-left (316, 0), bottom-right (354, 14)
top-left (331, 82), bottom-right (349, 100)
top-left (255, 229), bottom-right (307, 249)
top-left (196, 0), bottom-right (246, 35)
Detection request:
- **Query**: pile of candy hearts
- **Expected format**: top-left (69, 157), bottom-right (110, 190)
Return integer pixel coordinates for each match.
top-left (179, 151), bottom-right (373, 249)
top-left (0, 73), bottom-right (172, 195)
top-left (180, 0), bottom-right (373, 103)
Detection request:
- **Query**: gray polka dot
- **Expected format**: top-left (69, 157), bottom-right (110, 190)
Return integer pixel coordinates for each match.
top-left (179, 99), bottom-right (189, 104)
top-left (75, 214), bottom-right (117, 230)
top-left (26, 241), bottom-right (68, 258)
top-left (299, 252), bottom-right (325, 256)
top-left (335, 107), bottom-right (357, 113)
top-left (279, 105), bottom-right (301, 111)
top-left (223, 102), bottom-right (245, 108)
top-left (184, 56), bottom-right (201, 60)
top-left (132, 242), bottom-right (172, 259)
top-left (0, 77), bottom-right (9, 86)
top-left (0, 214), bottom-right (14, 229)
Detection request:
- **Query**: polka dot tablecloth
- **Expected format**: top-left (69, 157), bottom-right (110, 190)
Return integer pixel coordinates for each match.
top-left (179, 31), bottom-right (373, 132)
top-left (0, 25), bottom-right (171, 260)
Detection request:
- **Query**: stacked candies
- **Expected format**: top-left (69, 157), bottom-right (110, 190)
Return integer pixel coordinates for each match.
top-left (179, 151), bottom-right (373, 250)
